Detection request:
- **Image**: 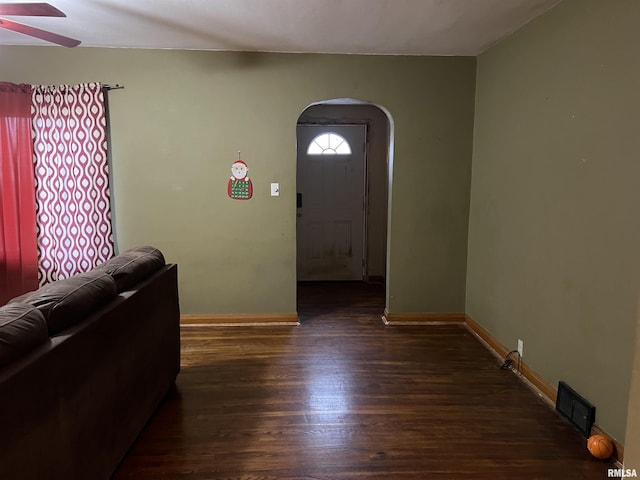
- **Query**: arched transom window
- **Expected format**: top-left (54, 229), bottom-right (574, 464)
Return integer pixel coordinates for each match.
top-left (307, 132), bottom-right (352, 155)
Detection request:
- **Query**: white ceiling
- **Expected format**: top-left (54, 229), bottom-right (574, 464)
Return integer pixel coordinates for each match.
top-left (0, 0), bottom-right (561, 55)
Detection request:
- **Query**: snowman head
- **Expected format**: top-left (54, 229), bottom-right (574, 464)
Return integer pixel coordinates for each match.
top-left (231, 160), bottom-right (248, 180)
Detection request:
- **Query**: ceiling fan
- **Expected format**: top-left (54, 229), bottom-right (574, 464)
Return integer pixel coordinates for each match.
top-left (0, 2), bottom-right (80, 47)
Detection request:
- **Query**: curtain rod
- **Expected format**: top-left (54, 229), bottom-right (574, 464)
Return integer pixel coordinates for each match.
top-left (102, 83), bottom-right (124, 90)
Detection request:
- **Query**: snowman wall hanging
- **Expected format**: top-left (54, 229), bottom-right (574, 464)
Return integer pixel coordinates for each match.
top-left (227, 152), bottom-right (253, 200)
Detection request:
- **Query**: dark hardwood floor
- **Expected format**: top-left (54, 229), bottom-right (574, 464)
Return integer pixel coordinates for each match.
top-left (112, 282), bottom-right (614, 479)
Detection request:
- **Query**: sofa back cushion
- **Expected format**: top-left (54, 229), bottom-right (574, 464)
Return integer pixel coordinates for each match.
top-left (10, 271), bottom-right (117, 336)
top-left (0, 303), bottom-right (48, 365)
top-left (95, 246), bottom-right (166, 292)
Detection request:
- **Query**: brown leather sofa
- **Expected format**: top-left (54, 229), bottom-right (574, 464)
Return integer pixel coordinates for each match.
top-left (0, 246), bottom-right (180, 480)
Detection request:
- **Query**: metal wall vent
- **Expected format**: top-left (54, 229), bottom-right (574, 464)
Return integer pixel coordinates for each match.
top-left (555, 381), bottom-right (596, 437)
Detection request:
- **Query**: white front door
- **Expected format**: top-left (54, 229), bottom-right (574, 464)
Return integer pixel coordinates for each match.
top-left (296, 125), bottom-right (366, 281)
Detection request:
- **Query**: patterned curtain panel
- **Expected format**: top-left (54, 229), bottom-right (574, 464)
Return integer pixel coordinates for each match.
top-left (31, 83), bottom-right (114, 285)
top-left (0, 83), bottom-right (39, 304)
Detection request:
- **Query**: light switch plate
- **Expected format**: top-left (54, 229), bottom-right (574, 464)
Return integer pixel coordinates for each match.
top-left (270, 183), bottom-right (279, 196)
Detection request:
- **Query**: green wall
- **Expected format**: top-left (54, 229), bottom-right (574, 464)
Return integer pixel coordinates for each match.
top-left (0, 47), bottom-right (475, 315)
top-left (467, 0), bottom-right (640, 442)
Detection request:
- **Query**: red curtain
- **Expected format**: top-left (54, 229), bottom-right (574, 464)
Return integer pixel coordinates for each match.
top-left (0, 83), bottom-right (39, 305)
top-left (31, 83), bottom-right (114, 284)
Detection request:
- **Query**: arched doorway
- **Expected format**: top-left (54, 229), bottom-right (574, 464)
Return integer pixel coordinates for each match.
top-left (296, 99), bottom-right (394, 317)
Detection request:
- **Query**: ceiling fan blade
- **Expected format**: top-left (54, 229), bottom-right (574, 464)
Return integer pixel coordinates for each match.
top-left (0, 17), bottom-right (80, 47)
top-left (0, 3), bottom-right (65, 17)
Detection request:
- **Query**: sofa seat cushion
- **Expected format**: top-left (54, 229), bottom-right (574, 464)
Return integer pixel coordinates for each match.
top-left (10, 271), bottom-right (117, 336)
top-left (95, 246), bottom-right (166, 292)
top-left (0, 303), bottom-right (48, 365)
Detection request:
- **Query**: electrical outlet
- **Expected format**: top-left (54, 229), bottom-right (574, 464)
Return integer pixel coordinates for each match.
top-left (517, 339), bottom-right (524, 357)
